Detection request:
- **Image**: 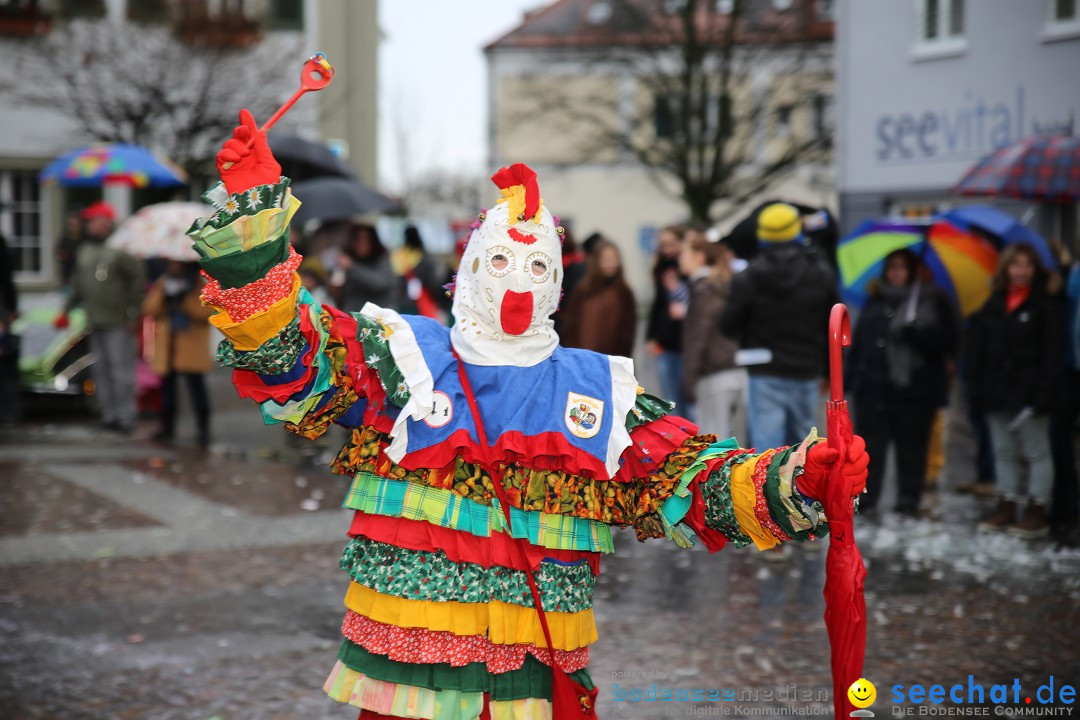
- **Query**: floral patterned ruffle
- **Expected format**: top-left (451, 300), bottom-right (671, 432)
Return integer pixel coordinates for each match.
top-left (339, 537), bottom-right (595, 612)
top-left (216, 315), bottom-right (303, 374)
top-left (201, 246), bottom-right (302, 322)
top-left (702, 450), bottom-right (755, 548)
top-left (341, 610), bottom-right (590, 674)
top-left (752, 449), bottom-right (792, 543)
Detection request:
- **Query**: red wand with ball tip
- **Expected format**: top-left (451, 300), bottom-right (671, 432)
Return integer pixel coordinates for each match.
top-left (220, 52), bottom-right (335, 170)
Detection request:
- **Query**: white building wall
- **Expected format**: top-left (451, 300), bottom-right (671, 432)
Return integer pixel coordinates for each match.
top-left (836, 0), bottom-right (1080, 231)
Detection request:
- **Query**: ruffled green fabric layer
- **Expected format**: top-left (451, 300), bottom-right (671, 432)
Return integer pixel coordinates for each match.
top-left (337, 639), bottom-right (594, 701)
top-left (340, 537), bottom-right (594, 612)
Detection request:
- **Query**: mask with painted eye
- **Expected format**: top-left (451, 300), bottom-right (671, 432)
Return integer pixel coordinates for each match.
top-left (450, 164), bottom-right (564, 366)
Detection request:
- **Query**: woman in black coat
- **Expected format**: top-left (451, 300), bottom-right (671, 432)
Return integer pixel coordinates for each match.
top-left (968, 243), bottom-right (1063, 538)
top-left (848, 249), bottom-right (958, 517)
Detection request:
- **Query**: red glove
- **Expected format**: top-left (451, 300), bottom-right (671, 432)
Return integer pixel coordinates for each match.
top-left (796, 435), bottom-right (869, 503)
top-left (216, 109), bottom-right (281, 195)
top-left (53, 313), bottom-right (70, 330)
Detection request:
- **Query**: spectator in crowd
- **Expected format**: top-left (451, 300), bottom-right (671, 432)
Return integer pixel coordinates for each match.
top-left (143, 261), bottom-right (214, 446)
top-left (0, 232), bottom-right (18, 426)
top-left (55, 209), bottom-right (82, 288)
top-left (392, 225), bottom-right (444, 320)
top-left (1050, 258), bottom-right (1080, 539)
top-left (720, 203), bottom-right (837, 449)
top-left (561, 239), bottom-right (636, 357)
top-left (552, 227), bottom-right (587, 339)
top-left (646, 225), bottom-right (689, 410)
top-left (679, 231), bottom-right (745, 439)
top-left (970, 244), bottom-right (1063, 539)
top-left (58, 202), bottom-right (145, 434)
top-left (847, 249), bottom-right (958, 517)
top-left (299, 257), bottom-right (332, 308)
top-left (338, 223), bottom-right (397, 313)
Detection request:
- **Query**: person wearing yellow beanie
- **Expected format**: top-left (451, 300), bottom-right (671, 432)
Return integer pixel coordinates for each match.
top-left (756, 203), bottom-right (805, 245)
top-left (720, 202), bottom-right (837, 450)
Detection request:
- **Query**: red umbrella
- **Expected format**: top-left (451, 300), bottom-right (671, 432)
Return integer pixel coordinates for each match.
top-left (824, 303), bottom-right (866, 719)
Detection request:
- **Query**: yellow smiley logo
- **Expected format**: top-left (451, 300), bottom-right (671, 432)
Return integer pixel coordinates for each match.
top-left (848, 678), bottom-right (876, 709)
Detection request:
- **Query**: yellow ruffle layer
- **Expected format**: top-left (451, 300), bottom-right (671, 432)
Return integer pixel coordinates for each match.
top-left (344, 582), bottom-right (597, 651)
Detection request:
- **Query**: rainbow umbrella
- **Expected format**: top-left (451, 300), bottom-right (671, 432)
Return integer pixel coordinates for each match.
top-left (838, 219), bottom-right (1000, 317)
top-left (836, 220), bottom-right (924, 310)
top-left (39, 143), bottom-right (186, 188)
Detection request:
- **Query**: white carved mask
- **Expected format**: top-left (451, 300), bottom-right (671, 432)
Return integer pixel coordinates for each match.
top-left (449, 170), bottom-right (563, 367)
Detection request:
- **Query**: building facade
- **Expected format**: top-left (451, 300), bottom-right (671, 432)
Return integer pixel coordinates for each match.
top-left (486, 0), bottom-right (835, 293)
top-left (0, 0), bottom-right (377, 288)
top-left (836, 0), bottom-right (1080, 237)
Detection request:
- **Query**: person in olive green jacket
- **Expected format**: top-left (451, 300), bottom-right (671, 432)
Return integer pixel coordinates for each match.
top-left (58, 202), bottom-right (145, 433)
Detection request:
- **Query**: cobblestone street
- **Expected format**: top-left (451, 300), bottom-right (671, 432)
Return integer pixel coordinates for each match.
top-left (2, 368), bottom-right (1079, 720)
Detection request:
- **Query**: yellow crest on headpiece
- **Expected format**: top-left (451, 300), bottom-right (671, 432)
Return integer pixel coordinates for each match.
top-left (497, 185), bottom-right (543, 223)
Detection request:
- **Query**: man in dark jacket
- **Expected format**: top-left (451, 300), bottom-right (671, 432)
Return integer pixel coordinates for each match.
top-left (720, 203), bottom-right (837, 449)
top-left (59, 202), bottom-right (145, 433)
top-left (0, 232), bottom-right (18, 425)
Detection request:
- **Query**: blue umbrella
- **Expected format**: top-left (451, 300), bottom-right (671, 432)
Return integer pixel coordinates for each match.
top-left (941, 205), bottom-right (1055, 268)
top-left (39, 143), bottom-right (186, 188)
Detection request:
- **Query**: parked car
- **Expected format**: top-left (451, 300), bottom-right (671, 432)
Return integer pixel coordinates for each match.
top-left (12, 293), bottom-right (97, 410)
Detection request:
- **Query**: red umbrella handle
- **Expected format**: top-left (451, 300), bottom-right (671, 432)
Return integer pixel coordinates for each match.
top-left (828, 303), bottom-right (851, 406)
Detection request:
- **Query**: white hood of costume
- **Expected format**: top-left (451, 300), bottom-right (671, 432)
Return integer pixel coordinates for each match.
top-left (449, 199), bottom-right (563, 367)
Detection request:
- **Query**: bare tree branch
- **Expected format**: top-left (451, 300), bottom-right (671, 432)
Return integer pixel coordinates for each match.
top-left (500, 0), bottom-right (833, 224)
top-left (7, 18), bottom-right (300, 175)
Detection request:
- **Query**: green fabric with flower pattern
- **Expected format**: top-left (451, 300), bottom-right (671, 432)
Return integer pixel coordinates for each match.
top-left (355, 313), bottom-right (411, 407)
top-left (189, 177), bottom-right (293, 233)
top-left (625, 392), bottom-right (675, 431)
top-left (339, 537), bottom-right (594, 612)
top-left (336, 639), bottom-right (594, 700)
top-left (215, 315), bottom-right (304, 374)
top-left (702, 452), bottom-right (755, 548)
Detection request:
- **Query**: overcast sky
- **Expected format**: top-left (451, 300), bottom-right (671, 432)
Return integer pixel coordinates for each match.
top-left (376, 0), bottom-right (545, 192)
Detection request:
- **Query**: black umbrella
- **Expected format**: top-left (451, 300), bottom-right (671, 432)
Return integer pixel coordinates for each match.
top-left (267, 134), bottom-right (357, 182)
top-left (722, 200), bottom-right (839, 266)
top-left (290, 176), bottom-right (398, 225)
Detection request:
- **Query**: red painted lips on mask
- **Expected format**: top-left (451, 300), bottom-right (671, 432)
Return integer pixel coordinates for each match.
top-left (500, 289), bottom-right (533, 335)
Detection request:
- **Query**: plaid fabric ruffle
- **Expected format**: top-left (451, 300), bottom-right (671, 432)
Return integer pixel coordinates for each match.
top-left (201, 246), bottom-right (303, 323)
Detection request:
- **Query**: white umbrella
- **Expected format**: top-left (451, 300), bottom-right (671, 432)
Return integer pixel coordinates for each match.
top-left (107, 201), bottom-right (211, 262)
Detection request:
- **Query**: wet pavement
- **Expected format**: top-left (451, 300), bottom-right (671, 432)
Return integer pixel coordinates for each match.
top-left (2, 366), bottom-right (1079, 720)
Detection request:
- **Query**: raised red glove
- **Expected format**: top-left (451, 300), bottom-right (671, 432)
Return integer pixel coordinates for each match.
top-left (216, 109), bottom-right (281, 195)
top-left (796, 434), bottom-right (869, 504)
top-left (53, 313), bottom-right (70, 330)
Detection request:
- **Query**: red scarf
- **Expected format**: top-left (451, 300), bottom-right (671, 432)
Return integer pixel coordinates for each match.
top-left (1006, 284), bottom-right (1030, 313)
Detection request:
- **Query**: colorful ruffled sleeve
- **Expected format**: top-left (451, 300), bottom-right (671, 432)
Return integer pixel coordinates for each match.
top-left (657, 428), bottom-right (830, 552)
top-left (188, 178), bottom-right (375, 439)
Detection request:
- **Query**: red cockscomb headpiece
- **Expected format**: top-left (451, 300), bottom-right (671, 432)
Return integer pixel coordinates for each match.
top-left (491, 163), bottom-right (542, 223)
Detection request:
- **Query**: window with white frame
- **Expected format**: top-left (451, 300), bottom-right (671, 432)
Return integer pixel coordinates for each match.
top-left (0, 171), bottom-right (45, 279)
top-left (913, 0), bottom-right (966, 58)
top-left (1044, 0), bottom-right (1080, 41)
top-left (1051, 0), bottom-right (1077, 21)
